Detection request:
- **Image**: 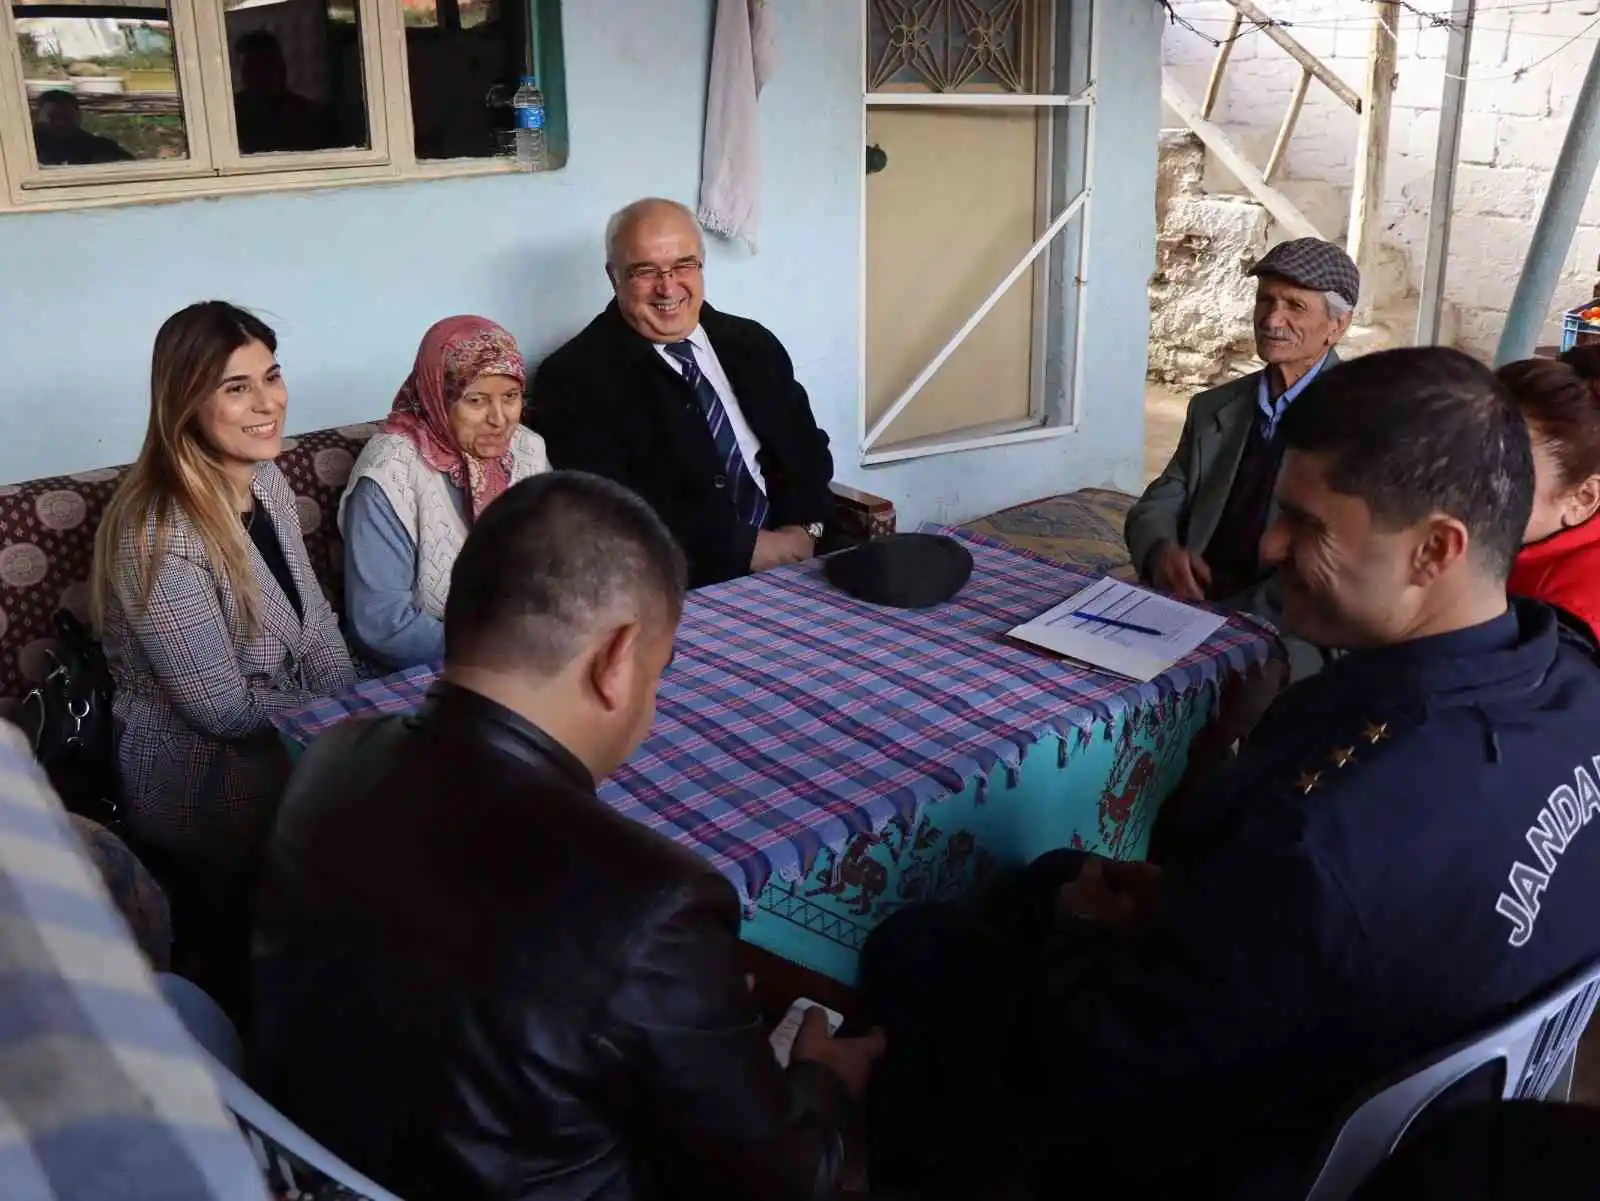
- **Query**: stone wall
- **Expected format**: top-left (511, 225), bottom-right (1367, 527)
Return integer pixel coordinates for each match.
top-left (1161, 0), bottom-right (1600, 358)
top-left (1149, 131), bottom-right (1269, 385)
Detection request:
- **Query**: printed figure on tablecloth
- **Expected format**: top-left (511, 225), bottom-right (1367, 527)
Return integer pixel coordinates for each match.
top-left (806, 834), bottom-right (892, 917)
top-left (1097, 751), bottom-right (1155, 855)
top-left (806, 816), bottom-right (997, 921)
top-left (897, 830), bottom-right (996, 911)
top-left (1095, 689), bottom-right (1196, 857)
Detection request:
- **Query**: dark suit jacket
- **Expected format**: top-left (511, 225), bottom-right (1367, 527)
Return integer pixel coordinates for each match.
top-left (251, 682), bottom-right (848, 1201)
top-left (1124, 352), bottom-right (1342, 680)
top-left (529, 302), bottom-right (835, 587)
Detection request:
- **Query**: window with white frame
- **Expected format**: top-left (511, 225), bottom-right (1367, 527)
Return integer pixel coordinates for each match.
top-left (861, 0), bottom-right (1095, 464)
top-left (0, 0), bottom-right (564, 211)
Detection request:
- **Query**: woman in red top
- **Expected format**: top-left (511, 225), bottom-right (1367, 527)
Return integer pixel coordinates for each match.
top-left (1498, 348), bottom-right (1600, 640)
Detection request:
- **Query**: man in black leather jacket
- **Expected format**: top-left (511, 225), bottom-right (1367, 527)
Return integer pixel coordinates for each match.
top-left (250, 471), bottom-right (881, 1200)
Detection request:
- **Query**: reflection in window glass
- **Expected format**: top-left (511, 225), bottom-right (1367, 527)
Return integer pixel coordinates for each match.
top-left (403, 0), bottom-right (524, 160)
top-left (14, 1), bottom-right (189, 168)
top-left (459, 0), bottom-right (497, 31)
top-left (401, 0), bottom-right (437, 29)
top-left (225, 0), bottom-right (369, 155)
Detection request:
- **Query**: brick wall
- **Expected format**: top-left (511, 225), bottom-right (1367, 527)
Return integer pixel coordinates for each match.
top-left (1163, 0), bottom-right (1600, 356)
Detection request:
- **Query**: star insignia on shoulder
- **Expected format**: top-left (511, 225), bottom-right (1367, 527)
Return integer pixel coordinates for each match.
top-left (1361, 721), bottom-right (1390, 745)
top-left (1328, 746), bottom-right (1357, 769)
top-left (1295, 770), bottom-right (1323, 795)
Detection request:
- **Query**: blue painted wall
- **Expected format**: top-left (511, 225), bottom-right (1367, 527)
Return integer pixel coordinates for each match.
top-left (0, 1), bottom-right (1160, 525)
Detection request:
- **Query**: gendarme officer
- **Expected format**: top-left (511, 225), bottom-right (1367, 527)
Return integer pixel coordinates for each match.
top-left (853, 348), bottom-right (1600, 1201)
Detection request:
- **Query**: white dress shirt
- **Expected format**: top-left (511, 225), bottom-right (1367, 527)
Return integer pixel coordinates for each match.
top-left (656, 325), bottom-right (768, 495)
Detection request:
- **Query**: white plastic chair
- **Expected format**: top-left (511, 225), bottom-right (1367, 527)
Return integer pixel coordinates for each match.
top-left (1304, 957), bottom-right (1600, 1201)
top-left (157, 973), bottom-right (246, 1072)
top-left (155, 972), bottom-right (407, 1201)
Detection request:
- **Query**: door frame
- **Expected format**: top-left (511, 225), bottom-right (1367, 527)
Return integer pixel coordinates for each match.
top-left (856, 0), bottom-right (1099, 466)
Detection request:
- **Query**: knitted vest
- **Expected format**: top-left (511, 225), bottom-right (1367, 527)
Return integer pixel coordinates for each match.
top-left (339, 428), bottom-right (549, 619)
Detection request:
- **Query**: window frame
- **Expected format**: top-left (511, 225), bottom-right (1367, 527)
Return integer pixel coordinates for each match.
top-left (0, 0), bottom-right (566, 212)
top-left (856, 0), bottom-right (1098, 466)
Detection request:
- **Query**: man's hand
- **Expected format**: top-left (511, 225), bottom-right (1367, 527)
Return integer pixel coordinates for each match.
top-left (791, 1008), bottom-right (886, 1099)
top-left (751, 527), bottom-right (816, 573)
top-left (1057, 857), bottom-right (1163, 935)
top-left (1150, 541), bottom-right (1212, 601)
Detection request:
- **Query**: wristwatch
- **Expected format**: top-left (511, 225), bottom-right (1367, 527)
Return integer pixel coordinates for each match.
top-left (803, 522), bottom-right (825, 540)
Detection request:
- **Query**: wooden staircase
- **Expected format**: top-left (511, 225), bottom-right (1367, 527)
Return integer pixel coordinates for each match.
top-left (1161, 0), bottom-right (1400, 324)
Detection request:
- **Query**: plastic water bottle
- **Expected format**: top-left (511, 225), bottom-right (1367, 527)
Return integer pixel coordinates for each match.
top-left (511, 75), bottom-right (546, 172)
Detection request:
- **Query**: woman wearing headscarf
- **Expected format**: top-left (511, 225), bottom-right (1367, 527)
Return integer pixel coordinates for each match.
top-left (340, 316), bottom-right (549, 669)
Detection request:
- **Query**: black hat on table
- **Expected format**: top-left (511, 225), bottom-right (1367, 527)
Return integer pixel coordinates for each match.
top-left (823, 533), bottom-right (974, 610)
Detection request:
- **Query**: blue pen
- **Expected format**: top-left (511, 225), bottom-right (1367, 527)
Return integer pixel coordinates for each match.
top-left (1069, 611), bottom-right (1162, 637)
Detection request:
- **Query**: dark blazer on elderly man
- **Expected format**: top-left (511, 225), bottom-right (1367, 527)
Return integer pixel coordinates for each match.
top-left (1125, 351), bottom-right (1341, 680)
top-left (528, 302), bottom-right (836, 589)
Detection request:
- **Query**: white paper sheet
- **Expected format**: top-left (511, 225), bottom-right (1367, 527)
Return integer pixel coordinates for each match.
top-left (769, 997), bottom-right (844, 1067)
top-left (1007, 576), bottom-right (1228, 683)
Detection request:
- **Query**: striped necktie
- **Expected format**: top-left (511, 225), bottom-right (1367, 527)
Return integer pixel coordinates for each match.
top-left (664, 340), bottom-right (769, 530)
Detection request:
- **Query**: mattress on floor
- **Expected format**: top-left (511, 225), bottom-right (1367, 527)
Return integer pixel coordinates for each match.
top-left (955, 487), bottom-right (1138, 580)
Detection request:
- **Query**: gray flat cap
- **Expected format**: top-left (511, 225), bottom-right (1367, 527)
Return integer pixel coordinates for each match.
top-left (1248, 238), bottom-right (1360, 308)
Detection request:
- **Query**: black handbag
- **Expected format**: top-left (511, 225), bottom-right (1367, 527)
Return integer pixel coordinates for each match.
top-left (19, 610), bottom-right (121, 831)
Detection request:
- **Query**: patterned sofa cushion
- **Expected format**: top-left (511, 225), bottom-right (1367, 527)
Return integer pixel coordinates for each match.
top-left (271, 422), bottom-right (380, 607)
top-left (955, 488), bottom-right (1140, 579)
top-left (0, 422), bottom-right (378, 713)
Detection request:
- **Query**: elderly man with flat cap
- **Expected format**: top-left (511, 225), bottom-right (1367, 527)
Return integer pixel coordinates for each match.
top-left (1126, 237), bottom-right (1358, 678)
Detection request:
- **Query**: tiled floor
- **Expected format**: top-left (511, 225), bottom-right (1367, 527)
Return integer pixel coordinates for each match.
top-left (1142, 378), bottom-right (1600, 1104)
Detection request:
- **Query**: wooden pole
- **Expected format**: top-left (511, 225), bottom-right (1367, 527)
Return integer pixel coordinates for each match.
top-left (1265, 68), bottom-right (1313, 184)
top-left (1231, 0), bottom-right (1363, 113)
top-left (1347, 3), bottom-right (1399, 324)
top-left (1202, 10), bottom-right (1245, 119)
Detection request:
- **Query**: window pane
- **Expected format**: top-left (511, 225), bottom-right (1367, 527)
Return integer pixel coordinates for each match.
top-left (224, 0), bottom-right (369, 155)
top-left (404, 0), bottom-right (527, 160)
top-left (14, 1), bottom-right (191, 168)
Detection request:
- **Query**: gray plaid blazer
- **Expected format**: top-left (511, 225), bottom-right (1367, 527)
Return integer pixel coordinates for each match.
top-left (102, 462), bottom-right (353, 873)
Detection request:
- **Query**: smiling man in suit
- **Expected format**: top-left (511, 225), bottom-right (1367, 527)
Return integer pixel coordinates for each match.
top-left (1125, 237), bottom-right (1358, 677)
top-left (529, 198), bottom-right (838, 589)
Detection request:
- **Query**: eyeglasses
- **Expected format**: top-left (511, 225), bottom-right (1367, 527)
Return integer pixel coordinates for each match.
top-left (623, 257), bottom-right (703, 286)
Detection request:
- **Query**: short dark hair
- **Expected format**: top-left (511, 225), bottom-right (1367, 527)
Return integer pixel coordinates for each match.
top-left (445, 472), bottom-right (688, 673)
top-left (1280, 347), bottom-right (1533, 580)
top-left (1497, 348), bottom-right (1600, 489)
top-left (36, 89), bottom-right (79, 110)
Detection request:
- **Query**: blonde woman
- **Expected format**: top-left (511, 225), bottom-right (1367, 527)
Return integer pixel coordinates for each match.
top-left (93, 301), bottom-right (353, 1011)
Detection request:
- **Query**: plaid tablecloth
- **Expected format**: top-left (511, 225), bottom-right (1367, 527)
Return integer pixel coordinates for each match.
top-left (274, 529), bottom-right (1276, 906)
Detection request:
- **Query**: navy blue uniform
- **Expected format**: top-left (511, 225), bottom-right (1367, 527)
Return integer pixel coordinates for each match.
top-left (862, 600), bottom-right (1600, 1199)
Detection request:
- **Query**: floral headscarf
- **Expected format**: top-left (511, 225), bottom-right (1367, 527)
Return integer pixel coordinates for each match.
top-left (385, 315), bottom-right (526, 521)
